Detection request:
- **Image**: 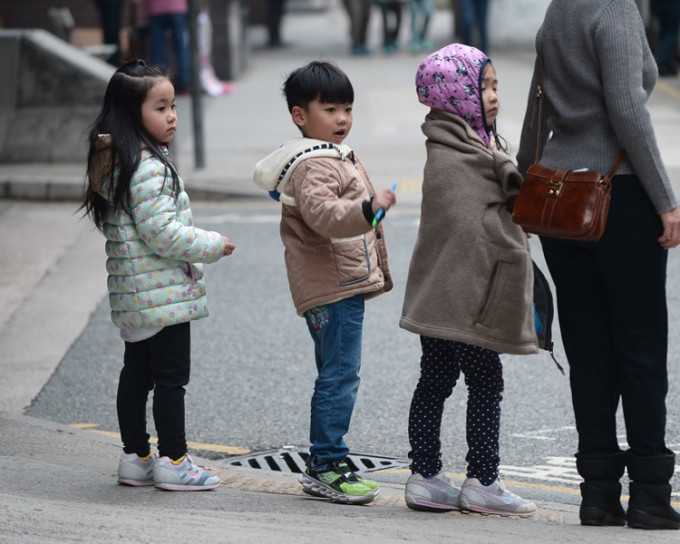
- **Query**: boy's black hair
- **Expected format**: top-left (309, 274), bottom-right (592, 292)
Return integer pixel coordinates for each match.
top-left (283, 60), bottom-right (354, 112)
top-left (81, 59), bottom-right (179, 230)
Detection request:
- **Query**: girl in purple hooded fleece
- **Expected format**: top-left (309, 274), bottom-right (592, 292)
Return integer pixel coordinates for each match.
top-left (400, 43), bottom-right (538, 516)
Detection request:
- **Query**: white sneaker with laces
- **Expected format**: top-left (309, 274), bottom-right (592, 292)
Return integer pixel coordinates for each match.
top-left (460, 477), bottom-right (536, 517)
top-left (405, 472), bottom-right (462, 511)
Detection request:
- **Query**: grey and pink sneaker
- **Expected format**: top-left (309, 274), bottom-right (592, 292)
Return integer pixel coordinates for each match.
top-left (117, 452), bottom-right (157, 486)
top-left (153, 454), bottom-right (220, 491)
top-left (460, 477), bottom-right (536, 517)
top-left (405, 472), bottom-right (461, 511)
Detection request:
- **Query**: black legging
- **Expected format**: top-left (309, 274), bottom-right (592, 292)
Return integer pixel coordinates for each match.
top-left (117, 322), bottom-right (191, 460)
top-left (408, 336), bottom-right (504, 485)
top-left (541, 174), bottom-right (669, 458)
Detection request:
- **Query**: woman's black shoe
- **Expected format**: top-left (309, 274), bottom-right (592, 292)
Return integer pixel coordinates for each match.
top-left (580, 505), bottom-right (626, 526)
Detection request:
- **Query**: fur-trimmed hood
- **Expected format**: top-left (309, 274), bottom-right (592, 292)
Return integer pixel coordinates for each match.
top-left (253, 138), bottom-right (354, 205)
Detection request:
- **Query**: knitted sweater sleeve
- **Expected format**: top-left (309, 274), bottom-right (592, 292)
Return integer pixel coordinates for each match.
top-left (597, 1), bottom-right (676, 214)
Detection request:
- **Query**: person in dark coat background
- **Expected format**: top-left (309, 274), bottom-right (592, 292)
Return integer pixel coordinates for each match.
top-left (651, 0), bottom-right (680, 76)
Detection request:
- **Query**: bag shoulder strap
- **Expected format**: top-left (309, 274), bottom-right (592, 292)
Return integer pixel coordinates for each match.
top-left (602, 151), bottom-right (627, 184)
top-left (531, 56), bottom-right (625, 178)
top-left (533, 61), bottom-right (544, 165)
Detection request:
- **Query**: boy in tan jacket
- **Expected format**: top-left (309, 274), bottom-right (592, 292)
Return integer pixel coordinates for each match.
top-left (254, 60), bottom-right (395, 504)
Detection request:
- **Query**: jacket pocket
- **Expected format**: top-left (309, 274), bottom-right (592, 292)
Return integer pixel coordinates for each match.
top-left (476, 260), bottom-right (509, 329)
top-left (330, 234), bottom-right (371, 285)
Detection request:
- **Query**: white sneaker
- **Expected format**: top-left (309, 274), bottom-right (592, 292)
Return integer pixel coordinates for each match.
top-left (117, 452), bottom-right (157, 486)
top-left (153, 454), bottom-right (220, 491)
top-left (405, 472), bottom-right (461, 511)
top-left (460, 478), bottom-right (536, 517)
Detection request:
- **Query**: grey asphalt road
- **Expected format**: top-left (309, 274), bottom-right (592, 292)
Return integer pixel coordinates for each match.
top-left (24, 200), bottom-right (680, 507)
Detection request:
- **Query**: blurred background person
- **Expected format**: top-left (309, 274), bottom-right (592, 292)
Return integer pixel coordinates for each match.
top-left (267, 0), bottom-right (287, 48)
top-left (198, 3), bottom-right (234, 95)
top-left (374, 0), bottom-right (406, 54)
top-left (146, 0), bottom-right (191, 94)
top-left (650, 0), bottom-right (680, 76)
top-left (342, 0), bottom-right (372, 55)
top-left (458, 0), bottom-right (489, 53)
top-left (408, 0), bottom-right (435, 53)
top-left (93, 0), bottom-right (123, 65)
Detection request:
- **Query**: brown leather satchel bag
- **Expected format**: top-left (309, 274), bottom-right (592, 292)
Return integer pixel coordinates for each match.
top-left (512, 67), bottom-right (626, 242)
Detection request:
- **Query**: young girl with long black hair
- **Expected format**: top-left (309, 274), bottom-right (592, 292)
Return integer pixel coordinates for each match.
top-left (82, 59), bottom-right (235, 491)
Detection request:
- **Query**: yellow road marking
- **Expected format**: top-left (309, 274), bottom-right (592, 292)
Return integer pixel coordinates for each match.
top-left (70, 423), bottom-right (250, 455)
top-left (394, 178), bottom-right (423, 193)
top-left (657, 80), bottom-right (680, 100)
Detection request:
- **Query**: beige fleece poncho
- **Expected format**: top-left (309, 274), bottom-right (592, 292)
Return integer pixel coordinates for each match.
top-left (400, 109), bottom-right (538, 355)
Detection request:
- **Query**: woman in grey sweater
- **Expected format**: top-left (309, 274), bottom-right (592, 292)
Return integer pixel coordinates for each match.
top-left (517, 0), bottom-right (680, 530)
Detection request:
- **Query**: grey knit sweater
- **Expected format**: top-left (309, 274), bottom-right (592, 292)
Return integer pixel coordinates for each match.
top-left (516, 0), bottom-right (677, 214)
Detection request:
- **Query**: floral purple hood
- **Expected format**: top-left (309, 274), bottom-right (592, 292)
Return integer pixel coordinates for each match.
top-left (415, 43), bottom-right (491, 147)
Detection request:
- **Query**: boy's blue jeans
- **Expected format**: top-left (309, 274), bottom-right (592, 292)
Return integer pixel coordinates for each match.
top-left (304, 294), bottom-right (365, 468)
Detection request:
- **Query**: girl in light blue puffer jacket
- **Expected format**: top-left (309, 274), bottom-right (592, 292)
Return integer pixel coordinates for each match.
top-left (82, 59), bottom-right (235, 492)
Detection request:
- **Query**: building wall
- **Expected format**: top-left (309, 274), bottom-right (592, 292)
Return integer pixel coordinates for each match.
top-left (0, 29), bottom-right (113, 163)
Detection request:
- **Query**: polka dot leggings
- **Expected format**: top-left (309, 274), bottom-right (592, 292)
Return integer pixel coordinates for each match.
top-left (408, 335), bottom-right (504, 486)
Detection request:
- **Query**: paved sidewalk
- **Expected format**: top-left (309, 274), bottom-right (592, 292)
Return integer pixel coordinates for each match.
top-left (5, 409), bottom-right (663, 544)
top-left (2, 3), bottom-right (680, 542)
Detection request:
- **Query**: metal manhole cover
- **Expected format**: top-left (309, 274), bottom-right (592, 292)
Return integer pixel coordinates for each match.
top-left (223, 446), bottom-right (410, 474)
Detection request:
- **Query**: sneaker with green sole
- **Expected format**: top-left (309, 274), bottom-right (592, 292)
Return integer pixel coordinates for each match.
top-left (299, 462), bottom-right (378, 504)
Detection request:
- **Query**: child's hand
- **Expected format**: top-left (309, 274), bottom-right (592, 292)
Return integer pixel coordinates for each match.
top-left (221, 236), bottom-right (236, 256)
top-left (372, 188), bottom-right (397, 215)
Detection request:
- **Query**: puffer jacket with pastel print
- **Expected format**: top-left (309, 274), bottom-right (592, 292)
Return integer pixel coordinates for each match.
top-left (90, 136), bottom-right (224, 329)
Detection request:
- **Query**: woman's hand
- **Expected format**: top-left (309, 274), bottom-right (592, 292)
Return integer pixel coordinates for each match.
top-left (659, 207), bottom-right (680, 249)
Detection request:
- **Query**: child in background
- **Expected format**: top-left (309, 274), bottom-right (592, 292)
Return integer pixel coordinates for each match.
top-left (253, 60), bottom-right (396, 505)
top-left (399, 44), bottom-right (537, 516)
top-left (82, 59), bottom-right (235, 491)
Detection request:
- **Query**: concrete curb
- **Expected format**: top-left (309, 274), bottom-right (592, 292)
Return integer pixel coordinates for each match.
top-left (1, 410), bottom-right (579, 525)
